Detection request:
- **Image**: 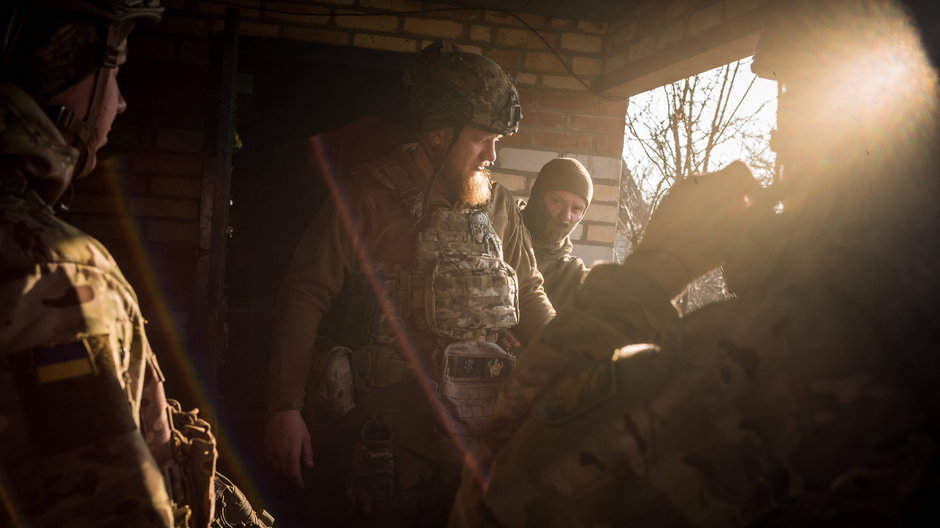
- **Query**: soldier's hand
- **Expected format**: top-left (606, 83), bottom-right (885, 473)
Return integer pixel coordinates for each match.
top-left (265, 409), bottom-right (314, 487)
top-left (629, 161), bottom-right (759, 297)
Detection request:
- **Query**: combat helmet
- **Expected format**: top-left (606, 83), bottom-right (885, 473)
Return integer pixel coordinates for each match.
top-left (1, 0), bottom-right (163, 182)
top-left (405, 40), bottom-right (521, 136)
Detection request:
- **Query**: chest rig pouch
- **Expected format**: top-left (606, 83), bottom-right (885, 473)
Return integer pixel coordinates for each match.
top-left (325, 158), bottom-right (519, 434)
top-left (418, 208), bottom-right (520, 340)
top-left (414, 191), bottom-right (519, 436)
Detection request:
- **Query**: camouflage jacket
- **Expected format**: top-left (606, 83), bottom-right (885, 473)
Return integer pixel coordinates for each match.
top-left (0, 82), bottom-right (176, 527)
top-left (452, 223), bottom-right (939, 526)
top-left (531, 237), bottom-right (587, 312)
top-left (269, 144), bottom-right (555, 412)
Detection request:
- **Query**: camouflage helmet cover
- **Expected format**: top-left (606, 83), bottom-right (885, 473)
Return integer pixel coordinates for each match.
top-left (406, 40), bottom-right (521, 135)
top-left (0, 0), bottom-right (163, 95)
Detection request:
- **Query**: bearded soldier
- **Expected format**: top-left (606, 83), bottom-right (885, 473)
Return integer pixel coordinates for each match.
top-left (264, 40), bottom-right (554, 525)
top-left (451, 0), bottom-right (940, 525)
top-left (521, 157), bottom-right (593, 311)
top-left (0, 2), bottom-right (270, 527)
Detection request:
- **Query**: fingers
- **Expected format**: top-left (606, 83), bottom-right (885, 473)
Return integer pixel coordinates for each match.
top-left (286, 450), bottom-right (304, 488)
top-left (302, 431), bottom-right (314, 468)
top-left (264, 411), bottom-right (312, 488)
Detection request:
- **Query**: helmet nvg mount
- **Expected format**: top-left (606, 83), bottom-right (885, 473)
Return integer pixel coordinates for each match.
top-left (406, 40), bottom-right (521, 136)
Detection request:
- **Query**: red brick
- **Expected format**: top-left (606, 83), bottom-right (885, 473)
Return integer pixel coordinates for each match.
top-left (360, 0), bottom-right (422, 9)
top-left (132, 151), bottom-right (202, 176)
top-left (542, 75), bottom-right (587, 92)
top-left (599, 98), bottom-right (628, 116)
top-left (532, 130), bottom-right (593, 152)
top-left (282, 26), bottom-right (350, 46)
top-left (129, 197), bottom-right (198, 219)
top-left (563, 132), bottom-right (594, 152)
top-left (495, 27), bottom-right (552, 49)
top-left (568, 114), bottom-right (625, 134)
top-left (238, 21), bottom-right (279, 38)
top-left (69, 214), bottom-right (127, 240)
top-left (518, 87), bottom-right (539, 108)
top-left (353, 34), bottom-right (419, 53)
top-left (561, 33), bottom-right (602, 53)
top-left (262, 3), bottom-right (332, 24)
top-left (67, 194), bottom-right (121, 216)
top-left (179, 41), bottom-right (210, 65)
top-left (539, 92), bottom-right (597, 113)
top-left (129, 36), bottom-right (175, 60)
top-left (151, 176), bottom-right (202, 198)
top-left (156, 129), bottom-right (204, 153)
top-left (577, 21), bottom-right (607, 35)
top-left (147, 219), bottom-right (199, 243)
top-left (469, 25), bottom-right (492, 42)
top-left (484, 11), bottom-right (545, 29)
top-left (107, 125), bottom-right (152, 150)
top-left (595, 134), bottom-right (626, 155)
top-left (550, 18), bottom-right (576, 30)
top-left (520, 109), bottom-right (564, 128)
top-left (403, 18), bottom-right (464, 39)
top-left (499, 129), bottom-right (529, 147)
top-left (524, 52), bottom-right (568, 74)
top-left (336, 13), bottom-right (398, 32)
top-left (154, 15), bottom-right (208, 37)
top-left (485, 49), bottom-right (520, 69)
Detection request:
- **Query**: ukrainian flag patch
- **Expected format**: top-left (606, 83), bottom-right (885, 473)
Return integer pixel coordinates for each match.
top-left (34, 341), bottom-right (95, 383)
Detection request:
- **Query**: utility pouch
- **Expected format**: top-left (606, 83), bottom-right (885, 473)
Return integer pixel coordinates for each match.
top-left (363, 345), bottom-right (414, 388)
top-left (346, 416), bottom-right (396, 514)
top-left (312, 345), bottom-right (356, 418)
top-left (425, 255), bottom-right (519, 340)
top-left (436, 340), bottom-right (515, 436)
top-left (162, 399), bottom-right (218, 528)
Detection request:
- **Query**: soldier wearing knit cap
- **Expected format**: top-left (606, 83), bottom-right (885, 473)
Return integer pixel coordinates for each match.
top-left (521, 157), bottom-right (594, 310)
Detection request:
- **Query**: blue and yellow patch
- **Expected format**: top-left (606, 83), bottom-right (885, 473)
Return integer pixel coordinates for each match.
top-left (33, 341), bottom-right (95, 383)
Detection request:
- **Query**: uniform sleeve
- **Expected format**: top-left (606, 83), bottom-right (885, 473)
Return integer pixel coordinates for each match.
top-left (540, 255), bottom-right (589, 312)
top-left (0, 265), bottom-right (175, 527)
top-left (501, 195), bottom-right (555, 345)
top-left (482, 264), bottom-right (679, 455)
top-left (268, 197), bottom-right (359, 412)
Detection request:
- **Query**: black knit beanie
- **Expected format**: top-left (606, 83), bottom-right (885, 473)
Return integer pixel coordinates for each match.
top-left (523, 157), bottom-right (593, 246)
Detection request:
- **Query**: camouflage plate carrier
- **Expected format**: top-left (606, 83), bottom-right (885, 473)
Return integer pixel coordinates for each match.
top-left (322, 158), bottom-right (519, 436)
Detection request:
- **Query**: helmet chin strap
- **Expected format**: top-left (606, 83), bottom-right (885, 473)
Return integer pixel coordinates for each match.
top-left (418, 123), bottom-right (464, 224)
top-left (45, 22), bottom-right (122, 188)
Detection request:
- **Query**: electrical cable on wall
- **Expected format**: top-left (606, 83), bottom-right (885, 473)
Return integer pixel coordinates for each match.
top-left (200, 0), bottom-right (607, 96)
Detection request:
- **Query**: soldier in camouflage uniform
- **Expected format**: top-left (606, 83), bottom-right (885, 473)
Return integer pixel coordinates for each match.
top-left (264, 40), bottom-right (554, 525)
top-left (520, 157), bottom-right (593, 311)
top-left (450, 0), bottom-right (940, 526)
top-left (0, 2), bottom-right (270, 527)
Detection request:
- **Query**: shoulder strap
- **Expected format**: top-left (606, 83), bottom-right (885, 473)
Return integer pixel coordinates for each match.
top-left (361, 158), bottom-right (426, 220)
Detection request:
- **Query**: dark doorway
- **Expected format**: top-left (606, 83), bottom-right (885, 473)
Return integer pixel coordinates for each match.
top-left (218, 37), bottom-right (414, 522)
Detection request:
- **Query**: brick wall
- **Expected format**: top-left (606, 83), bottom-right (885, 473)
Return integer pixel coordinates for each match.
top-left (70, 17), bottom-right (210, 408)
top-left (183, 0), bottom-right (623, 257)
top-left (67, 0), bottom-right (628, 442)
top-left (68, 0), bottom-right (777, 408)
top-left (600, 0), bottom-right (772, 96)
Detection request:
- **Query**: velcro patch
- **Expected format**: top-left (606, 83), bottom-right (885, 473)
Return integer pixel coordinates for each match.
top-left (446, 355), bottom-right (512, 380)
top-left (9, 336), bottom-right (136, 453)
top-left (33, 341), bottom-right (96, 383)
